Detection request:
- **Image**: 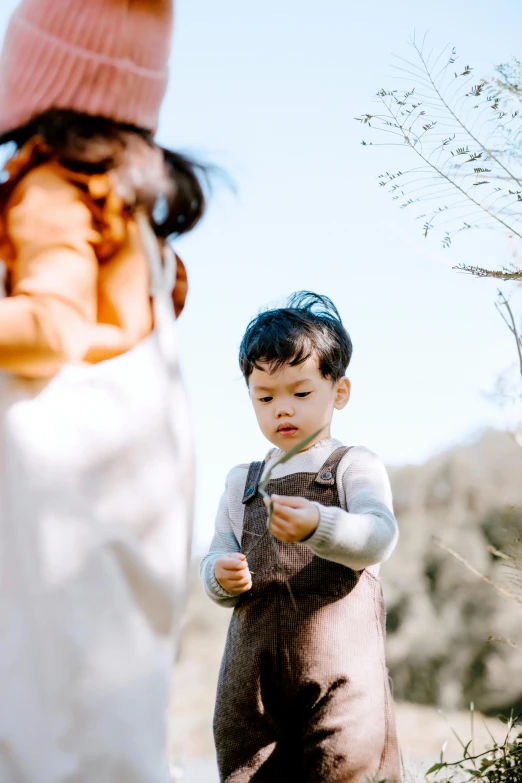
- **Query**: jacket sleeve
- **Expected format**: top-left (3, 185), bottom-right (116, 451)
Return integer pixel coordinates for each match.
top-left (0, 165), bottom-right (100, 378)
top-left (305, 446), bottom-right (399, 570)
top-left (199, 468), bottom-right (246, 609)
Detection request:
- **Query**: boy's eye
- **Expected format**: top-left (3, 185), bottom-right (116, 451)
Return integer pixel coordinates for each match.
top-left (294, 391), bottom-right (312, 398)
top-left (259, 396), bottom-right (273, 403)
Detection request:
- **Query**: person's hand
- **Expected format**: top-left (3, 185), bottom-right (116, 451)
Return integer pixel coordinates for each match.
top-left (215, 553), bottom-right (252, 595)
top-left (265, 495), bottom-right (320, 543)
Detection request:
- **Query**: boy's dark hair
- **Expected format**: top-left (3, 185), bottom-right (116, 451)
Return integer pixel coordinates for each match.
top-left (0, 109), bottom-right (213, 238)
top-left (239, 291), bottom-right (352, 383)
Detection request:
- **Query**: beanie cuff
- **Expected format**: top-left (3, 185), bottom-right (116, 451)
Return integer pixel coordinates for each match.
top-left (0, 16), bottom-right (169, 133)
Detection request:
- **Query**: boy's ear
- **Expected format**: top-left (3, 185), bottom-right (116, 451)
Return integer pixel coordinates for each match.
top-left (334, 377), bottom-right (351, 410)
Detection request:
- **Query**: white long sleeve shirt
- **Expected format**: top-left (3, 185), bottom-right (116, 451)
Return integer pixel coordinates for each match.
top-left (200, 437), bottom-right (399, 607)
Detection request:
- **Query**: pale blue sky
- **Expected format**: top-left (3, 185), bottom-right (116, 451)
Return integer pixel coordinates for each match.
top-left (1, 1), bottom-right (521, 549)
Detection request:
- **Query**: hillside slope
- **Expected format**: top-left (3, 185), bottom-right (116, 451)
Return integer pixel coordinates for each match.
top-left (384, 429), bottom-right (522, 713)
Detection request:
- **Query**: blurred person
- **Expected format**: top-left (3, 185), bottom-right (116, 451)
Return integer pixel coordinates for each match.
top-left (0, 0), bottom-right (206, 780)
top-left (201, 292), bottom-right (401, 783)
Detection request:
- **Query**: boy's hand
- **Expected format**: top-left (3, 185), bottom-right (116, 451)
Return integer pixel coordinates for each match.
top-left (215, 553), bottom-right (252, 595)
top-left (265, 495), bottom-right (320, 543)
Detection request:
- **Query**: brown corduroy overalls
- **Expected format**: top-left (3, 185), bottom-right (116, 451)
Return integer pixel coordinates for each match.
top-left (214, 447), bottom-right (400, 783)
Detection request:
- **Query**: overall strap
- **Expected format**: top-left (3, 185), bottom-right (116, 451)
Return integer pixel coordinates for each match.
top-left (314, 446), bottom-right (352, 486)
top-left (242, 461), bottom-right (265, 504)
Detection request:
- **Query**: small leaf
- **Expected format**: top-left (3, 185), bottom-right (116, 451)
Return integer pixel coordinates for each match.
top-left (426, 762), bottom-right (446, 775)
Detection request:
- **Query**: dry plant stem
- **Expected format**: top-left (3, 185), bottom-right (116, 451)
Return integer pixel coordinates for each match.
top-left (433, 536), bottom-right (522, 606)
top-left (481, 717), bottom-right (498, 748)
top-left (488, 544), bottom-right (516, 561)
top-left (434, 746), bottom-right (512, 769)
top-left (428, 709), bottom-right (522, 777)
top-left (488, 635), bottom-right (522, 651)
top-left (495, 289), bottom-right (522, 382)
top-left (455, 265), bottom-right (522, 281)
top-left (470, 701), bottom-right (475, 758)
top-left (437, 709), bottom-right (479, 770)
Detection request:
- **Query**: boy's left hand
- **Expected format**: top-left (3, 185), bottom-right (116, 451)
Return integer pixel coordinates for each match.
top-left (264, 494), bottom-right (320, 543)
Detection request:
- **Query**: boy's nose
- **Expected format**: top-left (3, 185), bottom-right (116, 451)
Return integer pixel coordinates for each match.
top-left (276, 402), bottom-right (294, 418)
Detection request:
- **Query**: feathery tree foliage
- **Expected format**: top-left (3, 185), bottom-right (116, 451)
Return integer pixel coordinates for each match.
top-left (357, 35), bottom-right (522, 281)
top-left (358, 35), bottom-right (522, 778)
top-left (357, 34), bottom-right (522, 408)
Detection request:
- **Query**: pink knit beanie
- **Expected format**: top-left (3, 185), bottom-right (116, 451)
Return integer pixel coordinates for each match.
top-left (0, 0), bottom-right (173, 134)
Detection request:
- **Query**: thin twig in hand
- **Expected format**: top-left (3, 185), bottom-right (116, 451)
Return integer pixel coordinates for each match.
top-left (244, 489), bottom-right (271, 557)
top-left (245, 426), bottom-right (326, 559)
top-left (244, 426), bottom-right (326, 604)
top-left (244, 521), bottom-right (270, 557)
top-left (259, 426), bottom-right (327, 493)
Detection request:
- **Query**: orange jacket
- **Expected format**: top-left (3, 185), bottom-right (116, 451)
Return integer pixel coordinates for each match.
top-left (0, 139), bottom-right (187, 378)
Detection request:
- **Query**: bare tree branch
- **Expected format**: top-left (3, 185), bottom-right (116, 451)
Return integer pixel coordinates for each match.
top-left (495, 290), bottom-right (522, 382)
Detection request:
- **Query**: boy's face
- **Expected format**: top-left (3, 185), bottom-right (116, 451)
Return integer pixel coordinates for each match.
top-left (248, 355), bottom-right (350, 451)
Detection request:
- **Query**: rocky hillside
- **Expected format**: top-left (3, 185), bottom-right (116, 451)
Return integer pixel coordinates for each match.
top-left (384, 429), bottom-right (522, 714)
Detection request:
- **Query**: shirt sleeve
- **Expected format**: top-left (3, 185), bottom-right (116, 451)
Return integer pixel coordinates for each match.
top-left (199, 468), bottom-right (244, 608)
top-left (304, 446), bottom-right (399, 570)
top-left (0, 165), bottom-right (100, 377)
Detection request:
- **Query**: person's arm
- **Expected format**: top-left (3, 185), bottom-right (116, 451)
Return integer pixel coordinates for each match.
top-left (0, 165), bottom-right (100, 377)
top-left (199, 467), bottom-right (250, 608)
top-left (305, 447), bottom-right (399, 569)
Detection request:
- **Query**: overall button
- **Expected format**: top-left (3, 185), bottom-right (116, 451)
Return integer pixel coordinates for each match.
top-left (321, 471), bottom-right (333, 480)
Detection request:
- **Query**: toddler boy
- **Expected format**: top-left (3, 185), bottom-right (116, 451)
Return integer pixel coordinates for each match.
top-left (200, 291), bottom-right (400, 782)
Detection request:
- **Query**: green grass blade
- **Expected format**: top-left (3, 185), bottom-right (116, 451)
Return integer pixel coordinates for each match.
top-left (259, 426), bottom-right (326, 493)
top-left (246, 426), bottom-right (326, 608)
top-left (244, 527), bottom-right (269, 558)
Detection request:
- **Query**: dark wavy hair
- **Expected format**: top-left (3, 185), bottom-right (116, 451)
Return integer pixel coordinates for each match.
top-left (239, 291), bottom-right (353, 384)
top-left (0, 109), bottom-right (210, 238)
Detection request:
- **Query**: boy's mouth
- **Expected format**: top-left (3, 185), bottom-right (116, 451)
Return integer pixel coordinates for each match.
top-left (276, 424), bottom-right (298, 436)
